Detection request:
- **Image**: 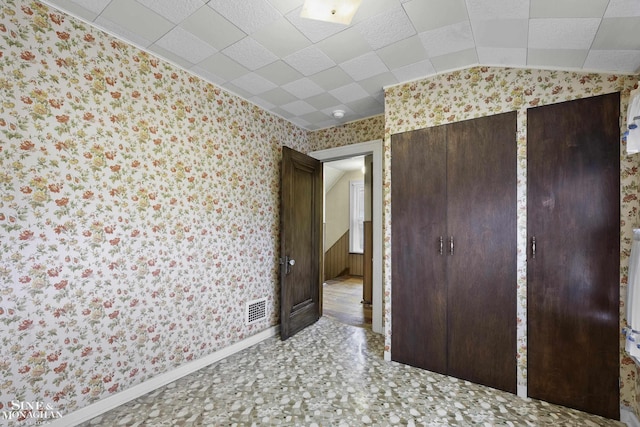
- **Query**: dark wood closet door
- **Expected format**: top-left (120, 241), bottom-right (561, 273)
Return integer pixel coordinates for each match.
top-left (391, 126), bottom-right (448, 374)
top-left (527, 93), bottom-right (620, 419)
top-left (446, 112), bottom-right (517, 393)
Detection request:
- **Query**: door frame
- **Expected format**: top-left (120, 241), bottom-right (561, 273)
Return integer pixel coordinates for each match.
top-left (309, 140), bottom-right (383, 334)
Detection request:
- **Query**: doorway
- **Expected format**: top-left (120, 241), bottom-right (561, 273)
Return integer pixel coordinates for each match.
top-left (310, 140), bottom-right (383, 335)
top-left (322, 156), bottom-right (370, 329)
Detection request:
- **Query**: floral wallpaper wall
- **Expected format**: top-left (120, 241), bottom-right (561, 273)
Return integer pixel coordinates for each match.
top-left (308, 114), bottom-right (384, 152)
top-left (384, 67), bottom-right (640, 412)
top-left (0, 0), bottom-right (311, 421)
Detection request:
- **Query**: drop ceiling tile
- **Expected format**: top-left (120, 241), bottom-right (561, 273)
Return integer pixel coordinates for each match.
top-left (420, 21), bottom-right (475, 57)
top-left (270, 109), bottom-right (292, 121)
top-left (377, 36), bottom-right (427, 69)
top-left (290, 117), bottom-right (312, 128)
top-left (94, 15), bottom-right (156, 47)
top-left (430, 48), bottom-right (478, 73)
top-left (268, 0), bottom-right (302, 15)
top-left (527, 48), bottom-right (588, 69)
top-left (190, 66), bottom-right (227, 86)
top-left (259, 88), bottom-right (298, 106)
top-left (148, 44), bottom-right (196, 69)
top-left (317, 27), bottom-right (372, 64)
top-left (197, 53), bottom-right (250, 82)
top-left (285, 6), bottom-right (346, 43)
top-left (300, 110), bottom-right (333, 124)
top-left (69, 0), bottom-right (111, 15)
top-left (230, 72), bottom-right (277, 95)
top-left (359, 72), bottom-right (398, 97)
top-left (309, 67), bottom-right (353, 90)
top-left (154, 26), bottom-right (217, 64)
top-left (280, 100), bottom-right (316, 116)
top-left (305, 92), bottom-right (343, 110)
top-left (222, 37), bottom-right (278, 71)
top-left (284, 46), bottom-right (336, 76)
top-left (592, 18), bottom-right (640, 50)
top-left (465, 0), bottom-right (528, 20)
top-left (356, 6), bottom-right (416, 50)
top-left (529, 18), bottom-right (601, 50)
top-left (329, 82), bottom-right (369, 103)
top-left (345, 97), bottom-right (384, 116)
top-left (223, 82), bottom-right (255, 100)
top-left (250, 96), bottom-right (275, 111)
top-left (403, 0), bottom-right (468, 32)
top-left (182, 6), bottom-right (246, 50)
top-left (476, 47), bottom-right (527, 66)
top-left (252, 17), bottom-right (311, 58)
top-left (339, 52), bottom-right (389, 82)
top-left (583, 50), bottom-right (640, 73)
top-left (136, 0), bottom-right (205, 24)
top-left (53, 0), bottom-right (101, 20)
top-left (255, 61), bottom-right (303, 86)
top-left (282, 78), bottom-right (325, 99)
top-left (391, 58), bottom-right (436, 83)
top-left (99, 0), bottom-right (173, 44)
top-left (207, 0), bottom-right (281, 34)
top-left (352, 0), bottom-right (399, 23)
top-left (604, 0), bottom-right (640, 17)
top-left (530, 0), bottom-right (608, 18)
top-left (472, 19), bottom-right (528, 48)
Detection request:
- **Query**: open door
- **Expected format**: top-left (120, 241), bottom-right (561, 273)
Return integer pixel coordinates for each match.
top-left (280, 146), bottom-right (323, 340)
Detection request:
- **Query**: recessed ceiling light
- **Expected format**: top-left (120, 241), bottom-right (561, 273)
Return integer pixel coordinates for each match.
top-left (332, 109), bottom-right (345, 119)
top-left (300, 0), bottom-right (362, 25)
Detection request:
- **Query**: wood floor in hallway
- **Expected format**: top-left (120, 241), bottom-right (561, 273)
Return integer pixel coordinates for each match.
top-left (322, 275), bottom-right (372, 329)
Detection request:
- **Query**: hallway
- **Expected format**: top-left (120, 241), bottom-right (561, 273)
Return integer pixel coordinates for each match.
top-left (82, 317), bottom-right (622, 426)
top-left (322, 275), bottom-right (372, 329)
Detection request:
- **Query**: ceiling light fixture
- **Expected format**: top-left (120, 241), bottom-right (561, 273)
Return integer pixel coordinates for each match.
top-left (332, 109), bottom-right (345, 119)
top-left (300, 0), bottom-right (362, 25)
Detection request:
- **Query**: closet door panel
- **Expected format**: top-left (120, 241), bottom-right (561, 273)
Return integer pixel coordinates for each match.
top-left (391, 127), bottom-right (448, 374)
top-left (527, 93), bottom-right (620, 419)
top-left (446, 112), bottom-right (518, 393)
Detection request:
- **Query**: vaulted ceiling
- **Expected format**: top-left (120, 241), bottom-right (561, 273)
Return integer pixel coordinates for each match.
top-left (42, 0), bottom-right (640, 130)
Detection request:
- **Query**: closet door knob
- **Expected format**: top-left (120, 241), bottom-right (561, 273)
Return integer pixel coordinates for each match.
top-left (439, 236), bottom-right (444, 255)
top-left (450, 236), bottom-right (454, 255)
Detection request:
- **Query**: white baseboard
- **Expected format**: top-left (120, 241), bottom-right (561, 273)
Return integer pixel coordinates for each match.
top-left (622, 407), bottom-right (640, 427)
top-left (49, 325), bottom-right (279, 427)
top-left (516, 385), bottom-right (527, 398)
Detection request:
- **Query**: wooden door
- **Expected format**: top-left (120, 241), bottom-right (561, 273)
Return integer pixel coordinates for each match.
top-left (527, 93), bottom-right (620, 419)
top-left (447, 112), bottom-right (517, 393)
top-left (280, 146), bottom-right (323, 340)
top-left (391, 126), bottom-right (448, 374)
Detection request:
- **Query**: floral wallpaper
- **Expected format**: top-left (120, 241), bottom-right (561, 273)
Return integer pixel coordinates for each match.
top-left (308, 114), bottom-right (384, 152)
top-left (0, 0), bottom-right (311, 422)
top-left (2, 0), bottom-right (639, 423)
top-left (384, 67), bottom-right (640, 413)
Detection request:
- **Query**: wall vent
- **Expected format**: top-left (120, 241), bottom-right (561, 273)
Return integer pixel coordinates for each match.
top-left (246, 297), bottom-right (267, 325)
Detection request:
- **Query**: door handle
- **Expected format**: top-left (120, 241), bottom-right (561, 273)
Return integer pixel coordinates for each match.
top-left (531, 236), bottom-right (536, 259)
top-left (439, 236), bottom-right (443, 255)
top-left (285, 256), bottom-right (295, 274)
top-left (449, 236), bottom-right (454, 256)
